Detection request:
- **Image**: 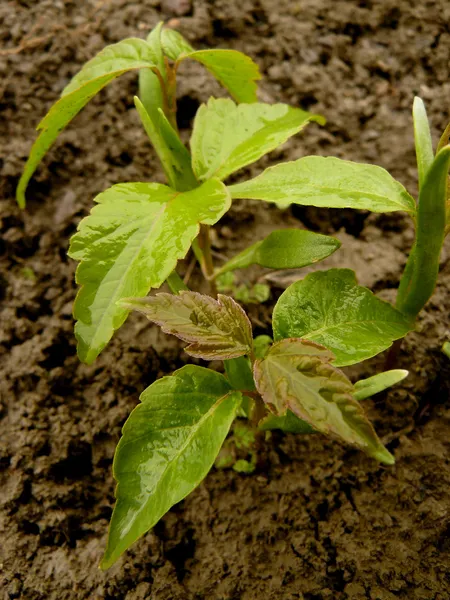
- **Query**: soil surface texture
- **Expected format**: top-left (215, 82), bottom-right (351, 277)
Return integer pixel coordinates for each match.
top-left (1, 1), bottom-right (450, 599)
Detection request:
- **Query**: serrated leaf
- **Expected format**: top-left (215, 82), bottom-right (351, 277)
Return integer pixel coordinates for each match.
top-left (101, 365), bottom-right (241, 569)
top-left (229, 156), bottom-right (416, 214)
top-left (17, 38), bottom-right (159, 208)
top-left (259, 410), bottom-right (315, 434)
top-left (121, 292), bottom-right (253, 360)
top-left (412, 96), bottom-right (434, 190)
top-left (215, 229), bottom-right (340, 277)
top-left (161, 29), bottom-right (260, 103)
top-left (354, 370), bottom-right (408, 401)
top-left (253, 338), bottom-right (394, 464)
top-left (191, 98), bottom-right (324, 181)
top-left (68, 179), bottom-right (230, 364)
top-left (272, 269), bottom-right (412, 366)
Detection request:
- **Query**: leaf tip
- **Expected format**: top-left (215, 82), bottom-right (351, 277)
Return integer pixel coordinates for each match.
top-left (372, 446), bottom-right (395, 466)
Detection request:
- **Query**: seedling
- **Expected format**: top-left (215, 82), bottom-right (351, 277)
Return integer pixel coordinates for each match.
top-left (17, 24), bottom-right (448, 568)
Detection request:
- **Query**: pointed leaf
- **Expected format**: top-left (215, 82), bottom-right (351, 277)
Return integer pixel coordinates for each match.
top-left (259, 411), bottom-right (315, 434)
top-left (101, 365), bottom-right (241, 569)
top-left (413, 96), bottom-right (434, 190)
top-left (396, 146), bottom-right (450, 320)
top-left (121, 292), bottom-right (253, 360)
top-left (139, 23), bottom-right (167, 124)
top-left (134, 98), bottom-right (197, 191)
top-left (253, 338), bottom-right (394, 464)
top-left (215, 229), bottom-right (340, 277)
top-left (354, 370), bottom-right (408, 401)
top-left (273, 269), bottom-right (412, 366)
top-left (161, 29), bottom-right (260, 103)
top-left (191, 98), bottom-right (324, 181)
top-left (229, 156), bottom-right (416, 214)
top-left (68, 179), bottom-right (230, 364)
top-left (17, 38), bottom-right (159, 208)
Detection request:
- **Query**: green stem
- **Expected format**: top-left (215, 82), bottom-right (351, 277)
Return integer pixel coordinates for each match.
top-left (198, 225), bottom-right (217, 295)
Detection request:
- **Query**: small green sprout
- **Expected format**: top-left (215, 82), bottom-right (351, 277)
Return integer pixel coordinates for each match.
top-left (17, 22), bottom-right (448, 568)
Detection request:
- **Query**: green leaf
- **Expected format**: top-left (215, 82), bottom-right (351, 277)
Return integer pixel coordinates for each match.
top-left (121, 292), bottom-right (253, 360)
top-left (191, 98), bottom-right (324, 181)
top-left (17, 38), bottom-right (159, 208)
top-left (413, 96), bottom-right (434, 190)
top-left (161, 28), bottom-right (195, 59)
top-left (224, 356), bottom-right (256, 391)
top-left (254, 335), bottom-right (272, 359)
top-left (443, 341), bottom-right (450, 360)
top-left (139, 23), bottom-right (167, 123)
top-left (229, 156), bottom-right (416, 214)
top-left (161, 29), bottom-right (260, 103)
top-left (101, 365), bottom-right (241, 569)
top-left (396, 146), bottom-right (450, 320)
top-left (68, 179), bottom-right (230, 364)
top-left (259, 410), bottom-right (315, 434)
top-left (253, 338), bottom-right (394, 464)
top-left (272, 269), bottom-right (412, 367)
top-left (354, 369), bottom-right (408, 401)
top-left (214, 229), bottom-right (341, 277)
top-left (134, 98), bottom-right (197, 191)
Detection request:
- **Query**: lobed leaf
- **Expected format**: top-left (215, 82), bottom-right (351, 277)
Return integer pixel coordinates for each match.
top-left (229, 156), bottom-right (416, 214)
top-left (101, 365), bottom-right (241, 569)
top-left (272, 269), bottom-right (412, 366)
top-left (253, 338), bottom-right (394, 464)
top-left (191, 98), bottom-right (324, 181)
top-left (68, 179), bottom-right (230, 364)
top-left (161, 28), bottom-right (260, 103)
top-left (121, 291), bottom-right (253, 360)
top-left (17, 38), bottom-right (159, 208)
top-left (215, 229), bottom-right (340, 276)
top-left (354, 370), bottom-right (408, 401)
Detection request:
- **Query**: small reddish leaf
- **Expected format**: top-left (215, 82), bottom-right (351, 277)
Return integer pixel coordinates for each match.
top-left (121, 291), bottom-right (253, 360)
top-left (253, 338), bottom-right (394, 464)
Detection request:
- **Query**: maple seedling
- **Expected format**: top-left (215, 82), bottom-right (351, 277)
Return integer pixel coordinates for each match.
top-left (17, 23), bottom-right (448, 568)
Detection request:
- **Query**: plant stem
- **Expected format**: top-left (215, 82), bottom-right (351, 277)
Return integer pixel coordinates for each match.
top-left (384, 339), bottom-right (403, 370)
top-left (198, 225), bottom-right (217, 295)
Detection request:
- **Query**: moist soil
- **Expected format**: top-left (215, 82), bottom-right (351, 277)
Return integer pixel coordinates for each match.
top-left (1, 1), bottom-right (450, 599)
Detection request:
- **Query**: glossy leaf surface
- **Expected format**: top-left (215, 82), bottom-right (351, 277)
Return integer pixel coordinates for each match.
top-left (229, 156), bottom-right (416, 214)
top-left (121, 292), bottom-right (253, 360)
top-left (191, 98), bottom-right (324, 181)
top-left (273, 269), bottom-right (412, 366)
top-left (354, 369), bottom-right (408, 401)
top-left (215, 229), bottom-right (340, 276)
top-left (161, 29), bottom-right (260, 102)
top-left (68, 179), bottom-right (230, 364)
top-left (138, 23), bottom-right (167, 124)
top-left (396, 146), bottom-right (450, 320)
top-left (17, 38), bottom-right (159, 207)
top-left (412, 96), bottom-right (434, 190)
top-left (253, 339), bottom-right (394, 464)
top-left (102, 366), bottom-right (241, 569)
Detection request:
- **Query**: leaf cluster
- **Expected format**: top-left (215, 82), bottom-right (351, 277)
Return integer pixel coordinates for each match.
top-left (17, 23), bottom-right (449, 569)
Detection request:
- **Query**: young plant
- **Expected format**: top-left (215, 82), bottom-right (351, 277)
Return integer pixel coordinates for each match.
top-left (17, 23), bottom-right (446, 567)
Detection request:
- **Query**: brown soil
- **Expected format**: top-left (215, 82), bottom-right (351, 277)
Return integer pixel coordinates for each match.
top-left (1, 1), bottom-right (450, 598)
